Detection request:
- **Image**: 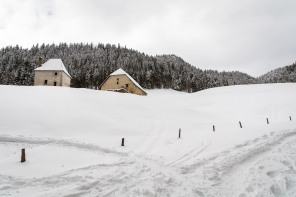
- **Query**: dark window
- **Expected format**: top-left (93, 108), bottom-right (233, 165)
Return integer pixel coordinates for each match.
top-left (54, 82), bottom-right (57, 86)
top-left (117, 78), bottom-right (119, 81)
top-left (117, 82), bottom-right (119, 85)
top-left (55, 72), bottom-right (58, 76)
top-left (126, 84), bottom-right (129, 88)
top-left (44, 80), bottom-right (47, 85)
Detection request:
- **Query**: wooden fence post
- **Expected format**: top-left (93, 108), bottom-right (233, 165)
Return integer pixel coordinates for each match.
top-left (121, 138), bottom-right (125, 146)
top-left (213, 125), bottom-right (215, 132)
top-left (21, 148), bottom-right (26, 162)
top-left (179, 128), bottom-right (181, 138)
top-left (239, 121), bottom-right (242, 128)
top-left (266, 118), bottom-right (269, 124)
top-left (290, 116), bottom-right (292, 121)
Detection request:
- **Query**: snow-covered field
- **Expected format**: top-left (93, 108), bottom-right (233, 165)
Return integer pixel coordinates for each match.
top-left (0, 83), bottom-right (296, 196)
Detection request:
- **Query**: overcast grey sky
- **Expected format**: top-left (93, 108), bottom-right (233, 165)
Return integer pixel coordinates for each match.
top-left (0, 0), bottom-right (295, 76)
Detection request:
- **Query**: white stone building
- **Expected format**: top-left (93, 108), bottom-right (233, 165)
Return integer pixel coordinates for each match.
top-left (34, 59), bottom-right (71, 87)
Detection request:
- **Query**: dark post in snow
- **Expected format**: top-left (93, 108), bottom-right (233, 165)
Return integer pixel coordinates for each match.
top-left (21, 148), bottom-right (26, 162)
top-left (239, 121), bottom-right (242, 128)
top-left (290, 116), bottom-right (292, 121)
top-left (266, 118), bottom-right (269, 124)
top-left (121, 138), bottom-right (125, 146)
top-left (213, 125), bottom-right (215, 132)
top-left (179, 128), bottom-right (181, 138)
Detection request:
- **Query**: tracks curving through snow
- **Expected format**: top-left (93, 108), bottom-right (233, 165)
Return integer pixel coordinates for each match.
top-left (1, 129), bottom-right (296, 196)
top-left (0, 135), bottom-right (127, 156)
top-left (168, 137), bottom-right (211, 167)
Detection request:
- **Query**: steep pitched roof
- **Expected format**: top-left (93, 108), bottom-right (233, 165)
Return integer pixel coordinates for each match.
top-left (35, 59), bottom-right (71, 78)
top-left (102, 68), bottom-right (147, 93)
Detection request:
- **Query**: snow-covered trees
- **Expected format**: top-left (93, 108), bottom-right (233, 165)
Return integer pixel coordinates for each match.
top-left (258, 63), bottom-right (296, 83)
top-left (0, 43), bottom-right (294, 92)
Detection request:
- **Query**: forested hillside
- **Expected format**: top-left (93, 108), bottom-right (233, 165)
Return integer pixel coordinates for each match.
top-left (0, 43), bottom-right (294, 92)
top-left (258, 63), bottom-right (296, 83)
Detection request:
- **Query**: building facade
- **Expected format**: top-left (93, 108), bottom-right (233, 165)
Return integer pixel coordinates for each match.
top-left (34, 59), bottom-right (71, 87)
top-left (100, 68), bottom-right (147, 96)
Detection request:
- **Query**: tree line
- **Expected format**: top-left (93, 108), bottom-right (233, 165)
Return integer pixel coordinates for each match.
top-left (0, 43), bottom-right (295, 92)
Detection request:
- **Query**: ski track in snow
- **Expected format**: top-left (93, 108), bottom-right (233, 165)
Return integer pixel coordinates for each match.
top-left (135, 112), bottom-right (167, 153)
top-left (168, 137), bottom-right (211, 167)
top-left (1, 129), bottom-right (296, 196)
top-left (0, 135), bottom-right (127, 156)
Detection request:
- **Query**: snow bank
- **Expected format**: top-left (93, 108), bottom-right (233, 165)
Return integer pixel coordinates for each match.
top-left (0, 83), bottom-right (295, 162)
top-left (0, 83), bottom-right (295, 196)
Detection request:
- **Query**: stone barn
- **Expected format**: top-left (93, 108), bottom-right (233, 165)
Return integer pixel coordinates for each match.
top-left (34, 58), bottom-right (71, 87)
top-left (100, 68), bottom-right (147, 96)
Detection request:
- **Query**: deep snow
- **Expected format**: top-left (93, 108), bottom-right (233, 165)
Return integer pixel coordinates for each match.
top-left (0, 83), bottom-right (296, 196)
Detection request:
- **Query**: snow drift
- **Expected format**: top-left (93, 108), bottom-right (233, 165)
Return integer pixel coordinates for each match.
top-left (0, 83), bottom-right (296, 196)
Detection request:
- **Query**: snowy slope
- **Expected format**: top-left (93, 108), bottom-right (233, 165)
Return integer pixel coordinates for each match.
top-left (0, 83), bottom-right (296, 196)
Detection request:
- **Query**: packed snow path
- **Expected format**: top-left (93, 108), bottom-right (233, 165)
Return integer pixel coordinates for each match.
top-left (1, 129), bottom-right (296, 196)
top-left (0, 84), bottom-right (296, 196)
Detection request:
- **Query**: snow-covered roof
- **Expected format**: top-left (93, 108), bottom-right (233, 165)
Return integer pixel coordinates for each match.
top-left (35, 59), bottom-right (71, 78)
top-left (110, 68), bottom-right (128, 76)
top-left (110, 68), bottom-right (147, 93)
